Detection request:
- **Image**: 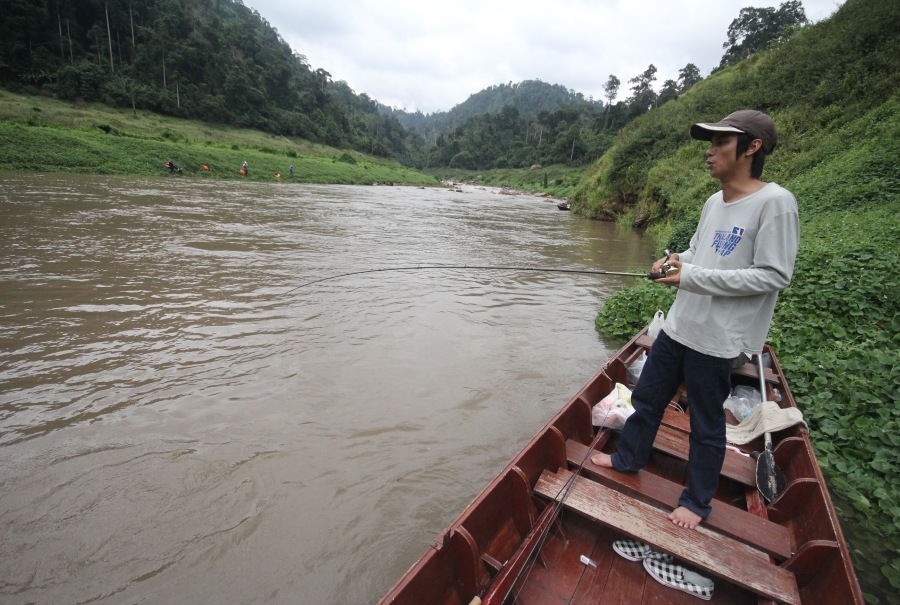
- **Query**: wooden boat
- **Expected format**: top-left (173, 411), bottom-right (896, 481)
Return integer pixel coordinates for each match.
top-left (379, 328), bottom-right (863, 605)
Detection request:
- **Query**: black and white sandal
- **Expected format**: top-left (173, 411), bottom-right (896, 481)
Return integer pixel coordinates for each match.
top-left (642, 557), bottom-right (715, 600)
top-left (611, 539), bottom-right (673, 562)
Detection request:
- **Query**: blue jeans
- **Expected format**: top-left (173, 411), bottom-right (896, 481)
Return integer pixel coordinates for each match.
top-left (611, 330), bottom-right (734, 518)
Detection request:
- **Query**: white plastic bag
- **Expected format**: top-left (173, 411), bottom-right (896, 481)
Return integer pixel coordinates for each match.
top-left (592, 383), bottom-right (635, 430)
top-left (627, 351), bottom-right (647, 385)
top-left (722, 385), bottom-right (762, 422)
top-left (647, 310), bottom-right (665, 338)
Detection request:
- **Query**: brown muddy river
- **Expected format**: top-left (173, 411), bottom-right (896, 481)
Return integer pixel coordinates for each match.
top-left (0, 173), bottom-right (658, 604)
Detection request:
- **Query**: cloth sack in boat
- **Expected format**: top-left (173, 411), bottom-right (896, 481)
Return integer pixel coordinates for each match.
top-left (725, 400), bottom-right (807, 445)
top-left (592, 383), bottom-right (635, 430)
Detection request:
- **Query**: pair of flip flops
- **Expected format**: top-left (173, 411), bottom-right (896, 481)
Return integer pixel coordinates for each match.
top-left (612, 540), bottom-right (715, 601)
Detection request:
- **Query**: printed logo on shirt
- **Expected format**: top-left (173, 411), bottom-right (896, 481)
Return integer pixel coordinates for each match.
top-left (711, 226), bottom-right (745, 256)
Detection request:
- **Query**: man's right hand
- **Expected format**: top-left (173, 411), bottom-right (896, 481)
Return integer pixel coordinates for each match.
top-left (651, 254), bottom-right (681, 287)
top-left (653, 259), bottom-right (682, 287)
top-left (652, 253), bottom-right (678, 274)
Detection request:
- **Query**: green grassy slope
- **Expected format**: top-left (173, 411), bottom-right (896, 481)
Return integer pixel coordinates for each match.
top-left (0, 91), bottom-right (439, 186)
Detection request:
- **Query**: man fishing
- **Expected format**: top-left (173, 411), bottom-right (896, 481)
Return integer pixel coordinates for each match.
top-left (591, 110), bottom-right (799, 530)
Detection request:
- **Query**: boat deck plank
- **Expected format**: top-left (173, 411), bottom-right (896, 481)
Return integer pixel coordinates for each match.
top-left (535, 469), bottom-right (801, 605)
top-left (566, 439), bottom-right (793, 560)
top-left (653, 423), bottom-right (757, 486)
top-left (513, 510), bottom-right (602, 604)
top-left (634, 334), bottom-right (779, 385)
top-left (661, 406), bottom-right (692, 432)
top-left (521, 513), bottom-right (760, 605)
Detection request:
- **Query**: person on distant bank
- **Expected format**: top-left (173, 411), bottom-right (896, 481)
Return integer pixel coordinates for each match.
top-left (242, 160), bottom-right (249, 176)
top-left (591, 110), bottom-right (799, 529)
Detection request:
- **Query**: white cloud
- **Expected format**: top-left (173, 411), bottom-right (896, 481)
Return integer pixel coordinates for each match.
top-left (247, 0), bottom-right (845, 113)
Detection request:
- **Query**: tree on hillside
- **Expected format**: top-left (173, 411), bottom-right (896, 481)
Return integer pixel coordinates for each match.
top-left (603, 74), bottom-right (620, 105)
top-left (602, 74), bottom-right (621, 128)
top-left (677, 63), bottom-right (701, 93)
top-left (657, 79), bottom-right (679, 106)
top-left (719, 1), bottom-right (808, 68)
top-left (626, 64), bottom-right (657, 116)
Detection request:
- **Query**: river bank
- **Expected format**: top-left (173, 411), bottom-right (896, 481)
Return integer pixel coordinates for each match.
top-left (427, 164), bottom-right (584, 202)
top-left (0, 90), bottom-right (439, 186)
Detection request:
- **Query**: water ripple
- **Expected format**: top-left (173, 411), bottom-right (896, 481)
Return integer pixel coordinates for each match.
top-left (0, 174), bottom-right (656, 604)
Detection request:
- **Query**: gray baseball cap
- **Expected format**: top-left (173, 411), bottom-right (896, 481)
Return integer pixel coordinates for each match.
top-left (690, 110), bottom-right (778, 153)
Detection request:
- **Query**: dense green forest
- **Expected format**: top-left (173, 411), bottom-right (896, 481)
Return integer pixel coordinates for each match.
top-left (0, 0), bottom-right (427, 165)
top-left (585, 0), bottom-right (898, 600)
top-left (420, 70), bottom-right (691, 170)
top-left (2, 1), bottom-right (810, 173)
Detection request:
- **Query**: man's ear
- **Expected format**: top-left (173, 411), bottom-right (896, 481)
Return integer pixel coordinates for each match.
top-left (745, 139), bottom-right (763, 156)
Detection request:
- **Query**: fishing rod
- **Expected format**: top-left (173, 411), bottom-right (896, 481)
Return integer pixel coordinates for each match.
top-left (285, 261), bottom-right (678, 295)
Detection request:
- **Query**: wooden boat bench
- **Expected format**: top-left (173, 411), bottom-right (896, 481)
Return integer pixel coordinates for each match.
top-left (535, 468), bottom-right (802, 605)
top-left (635, 334), bottom-right (779, 384)
top-left (615, 335), bottom-right (779, 427)
top-left (652, 423), bottom-right (757, 485)
top-left (565, 439), bottom-right (793, 561)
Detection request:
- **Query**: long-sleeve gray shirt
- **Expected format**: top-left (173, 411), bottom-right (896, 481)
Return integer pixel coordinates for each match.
top-left (664, 182), bottom-right (800, 358)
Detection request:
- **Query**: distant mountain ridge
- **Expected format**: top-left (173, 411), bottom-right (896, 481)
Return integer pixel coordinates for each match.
top-left (380, 79), bottom-right (602, 143)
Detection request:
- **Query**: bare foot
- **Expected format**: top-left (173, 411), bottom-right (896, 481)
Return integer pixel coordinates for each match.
top-left (590, 452), bottom-right (614, 468)
top-left (668, 506), bottom-right (703, 529)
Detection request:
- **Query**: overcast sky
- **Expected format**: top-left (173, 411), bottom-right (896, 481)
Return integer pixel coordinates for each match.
top-left (245, 0), bottom-right (844, 114)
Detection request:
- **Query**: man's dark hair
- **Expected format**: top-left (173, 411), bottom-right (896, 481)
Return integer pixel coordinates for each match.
top-left (736, 133), bottom-right (766, 179)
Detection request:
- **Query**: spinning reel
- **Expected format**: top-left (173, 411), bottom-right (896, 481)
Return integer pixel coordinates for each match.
top-left (647, 250), bottom-right (681, 280)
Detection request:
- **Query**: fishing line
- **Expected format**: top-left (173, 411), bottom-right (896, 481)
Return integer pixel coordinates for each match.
top-left (483, 407), bottom-right (613, 605)
top-left (284, 265), bottom-right (654, 295)
top-left (498, 429), bottom-right (606, 604)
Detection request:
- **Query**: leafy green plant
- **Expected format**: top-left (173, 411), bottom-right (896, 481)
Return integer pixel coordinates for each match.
top-left (594, 280), bottom-right (676, 340)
